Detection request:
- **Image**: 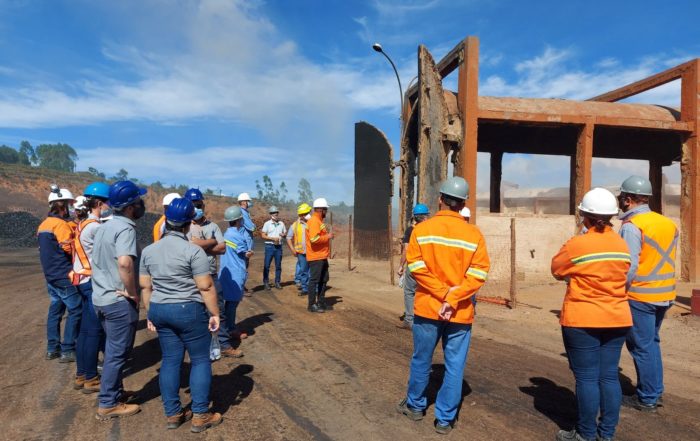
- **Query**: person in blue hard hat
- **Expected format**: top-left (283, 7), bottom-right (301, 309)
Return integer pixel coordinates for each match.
top-left (140, 198), bottom-right (223, 433)
top-left (71, 182), bottom-right (109, 394)
top-left (396, 203), bottom-right (431, 329)
top-left (91, 180), bottom-right (146, 420)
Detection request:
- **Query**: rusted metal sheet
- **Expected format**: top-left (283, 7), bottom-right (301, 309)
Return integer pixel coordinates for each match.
top-left (455, 36), bottom-right (479, 221)
top-left (680, 59), bottom-right (700, 282)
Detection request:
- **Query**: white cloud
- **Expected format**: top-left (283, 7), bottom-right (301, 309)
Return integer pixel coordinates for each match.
top-left (371, 0), bottom-right (441, 16)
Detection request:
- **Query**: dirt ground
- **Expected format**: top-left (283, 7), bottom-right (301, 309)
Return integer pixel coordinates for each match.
top-left (1, 248), bottom-right (699, 441)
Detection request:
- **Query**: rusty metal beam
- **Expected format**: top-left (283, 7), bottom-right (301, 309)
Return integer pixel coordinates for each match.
top-left (569, 122), bottom-right (593, 215)
top-left (680, 59), bottom-right (700, 282)
top-left (588, 59), bottom-right (696, 103)
top-left (406, 40), bottom-right (465, 101)
top-left (457, 36), bottom-right (479, 221)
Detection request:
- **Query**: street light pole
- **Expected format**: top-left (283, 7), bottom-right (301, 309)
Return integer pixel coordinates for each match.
top-left (372, 43), bottom-right (403, 116)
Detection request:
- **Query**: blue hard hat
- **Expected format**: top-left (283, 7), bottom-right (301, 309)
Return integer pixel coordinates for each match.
top-left (165, 198), bottom-right (196, 224)
top-left (184, 188), bottom-right (204, 201)
top-left (84, 182), bottom-right (110, 199)
top-left (109, 180), bottom-right (147, 209)
top-left (413, 203), bottom-right (430, 215)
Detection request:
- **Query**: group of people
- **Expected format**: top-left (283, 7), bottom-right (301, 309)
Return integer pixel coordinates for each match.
top-left (394, 175), bottom-right (676, 441)
top-left (37, 179), bottom-right (333, 433)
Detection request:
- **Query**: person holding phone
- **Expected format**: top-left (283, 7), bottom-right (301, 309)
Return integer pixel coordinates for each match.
top-left (139, 198), bottom-right (223, 433)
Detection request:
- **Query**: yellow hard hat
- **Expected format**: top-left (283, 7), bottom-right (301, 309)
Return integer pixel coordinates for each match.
top-left (297, 203), bottom-right (312, 215)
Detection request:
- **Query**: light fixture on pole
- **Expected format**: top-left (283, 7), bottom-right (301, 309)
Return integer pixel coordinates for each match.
top-left (372, 43), bottom-right (403, 116)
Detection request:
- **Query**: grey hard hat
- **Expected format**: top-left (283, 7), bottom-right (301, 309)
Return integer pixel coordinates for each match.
top-left (224, 205), bottom-right (243, 221)
top-left (269, 205), bottom-right (279, 213)
top-left (620, 175), bottom-right (652, 196)
top-left (439, 176), bottom-right (470, 200)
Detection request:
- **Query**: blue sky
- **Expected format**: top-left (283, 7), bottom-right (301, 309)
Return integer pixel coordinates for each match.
top-left (0, 0), bottom-right (698, 203)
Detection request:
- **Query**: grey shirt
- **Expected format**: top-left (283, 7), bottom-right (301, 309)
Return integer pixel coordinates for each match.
top-left (140, 231), bottom-right (211, 304)
top-left (91, 214), bottom-right (139, 307)
top-left (78, 214), bottom-right (102, 284)
top-left (187, 219), bottom-right (224, 275)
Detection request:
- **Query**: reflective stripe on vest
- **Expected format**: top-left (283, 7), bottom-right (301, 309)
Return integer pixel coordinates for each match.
top-left (69, 219), bottom-right (97, 285)
top-left (628, 212), bottom-right (677, 302)
top-left (292, 221), bottom-right (306, 254)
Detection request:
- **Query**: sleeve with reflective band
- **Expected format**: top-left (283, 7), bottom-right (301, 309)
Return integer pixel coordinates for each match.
top-left (551, 227), bottom-right (632, 328)
top-left (627, 212), bottom-right (678, 302)
top-left (153, 215), bottom-right (166, 243)
top-left (406, 210), bottom-right (490, 324)
top-left (37, 216), bottom-right (75, 285)
top-left (305, 214), bottom-right (330, 261)
top-left (225, 239), bottom-right (238, 250)
top-left (69, 219), bottom-right (98, 285)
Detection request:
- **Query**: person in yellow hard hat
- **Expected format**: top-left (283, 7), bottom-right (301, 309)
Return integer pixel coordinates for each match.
top-left (286, 203), bottom-right (312, 296)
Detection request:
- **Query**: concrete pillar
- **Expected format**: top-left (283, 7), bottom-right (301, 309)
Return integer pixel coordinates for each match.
top-left (490, 151), bottom-right (503, 213)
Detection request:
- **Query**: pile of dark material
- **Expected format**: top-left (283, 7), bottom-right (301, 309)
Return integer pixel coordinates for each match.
top-left (135, 212), bottom-right (161, 250)
top-left (0, 211), bottom-right (42, 248)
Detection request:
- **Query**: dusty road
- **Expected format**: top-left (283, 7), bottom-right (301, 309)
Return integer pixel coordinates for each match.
top-left (1, 248), bottom-right (699, 441)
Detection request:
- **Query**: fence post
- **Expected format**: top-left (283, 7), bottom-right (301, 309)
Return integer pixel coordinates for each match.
top-left (510, 217), bottom-right (517, 308)
top-left (388, 203), bottom-right (395, 285)
top-left (348, 214), bottom-right (353, 271)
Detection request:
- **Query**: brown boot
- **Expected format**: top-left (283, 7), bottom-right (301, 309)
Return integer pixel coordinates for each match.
top-left (167, 409), bottom-right (193, 429)
top-left (73, 375), bottom-right (86, 390)
top-left (221, 347), bottom-right (244, 358)
top-left (81, 376), bottom-right (100, 394)
top-left (96, 403), bottom-right (141, 421)
top-left (190, 412), bottom-right (222, 433)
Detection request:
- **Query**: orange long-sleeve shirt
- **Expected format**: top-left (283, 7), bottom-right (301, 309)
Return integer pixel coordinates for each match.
top-left (406, 210), bottom-right (490, 324)
top-left (306, 212), bottom-right (330, 262)
top-left (153, 215), bottom-right (166, 243)
top-left (551, 226), bottom-right (632, 328)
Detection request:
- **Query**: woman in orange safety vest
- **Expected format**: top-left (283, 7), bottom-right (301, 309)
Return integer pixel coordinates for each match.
top-left (551, 188), bottom-right (632, 441)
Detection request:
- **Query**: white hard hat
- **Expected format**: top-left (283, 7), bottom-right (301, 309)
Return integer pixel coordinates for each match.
top-left (162, 192), bottom-right (181, 206)
top-left (237, 192), bottom-right (251, 202)
top-left (459, 207), bottom-right (471, 218)
top-left (74, 196), bottom-right (88, 210)
top-left (313, 198), bottom-right (329, 208)
top-left (578, 187), bottom-right (619, 216)
top-left (48, 187), bottom-right (75, 203)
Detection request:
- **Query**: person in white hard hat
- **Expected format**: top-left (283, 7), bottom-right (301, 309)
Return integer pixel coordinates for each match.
top-left (38, 185), bottom-right (82, 362)
top-left (459, 207), bottom-right (471, 223)
top-left (74, 196), bottom-right (89, 224)
top-left (551, 187), bottom-right (632, 441)
top-left (261, 205), bottom-right (286, 290)
top-left (237, 192), bottom-right (256, 295)
top-left (305, 198), bottom-right (333, 313)
top-left (153, 192), bottom-right (181, 242)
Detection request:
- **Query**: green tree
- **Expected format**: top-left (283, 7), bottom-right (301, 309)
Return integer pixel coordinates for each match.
top-left (297, 178), bottom-right (313, 204)
top-left (205, 188), bottom-right (215, 196)
top-left (19, 141), bottom-right (36, 165)
top-left (111, 168), bottom-right (129, 181)
top-left (0, 145), bottom-right (20, 163)
top-left (88, 167), bottom-right (106, 179)
top-left (151, 181), bottom-right (164, 191)
top-left (35, 143), bottom-right (78, 172)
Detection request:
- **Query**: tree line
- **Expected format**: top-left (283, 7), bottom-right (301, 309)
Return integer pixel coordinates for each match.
top-left (0, 141), bottom-right (78, 172)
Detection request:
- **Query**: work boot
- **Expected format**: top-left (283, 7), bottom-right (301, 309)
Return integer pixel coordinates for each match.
top-left (596, 436), bottom-right (614, 441)
top-left (59, 351), bottom-right (76, 363)
top-left (274, 282), bottom-right (282, 290)
top-left (46, 350), bottom-right (60, 360)
top-left (396, 398), bottom-right (423, 421)
top-left (221, 347), bottom-right (244, 358)
top-left (622, 395), bottom-right (657, 413)
top-left (435, 421), bottom-right (452, 435)
top-left (190, 412), bottom-right (223, 433)
top-left (556, 429), bottom-right (594, 441)
top-left (308, 304), bottom-right (324, 313)
top-left (96, 403), bottom-right (141, 421)
top-left (82, 376), bottom-right (100, 394)
top-left (396, 321), bottom-right (412, 330)
top-left (167, 409), bottom-right (193, 429)
top-left (73, 375), bottom-right (86, 390)
top-left (230, 330), bottom-right (248, 340)
top-left (264, 283), bottom-right (271, 291)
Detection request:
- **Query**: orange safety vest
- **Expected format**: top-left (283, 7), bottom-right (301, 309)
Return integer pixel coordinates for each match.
top-left (153, 215), bottom-right (166, 243)
top-left (406, 210), bottom-right (490, 324)
top-left (627, 211), bottom-right (678, 303)
top-left (306, 212), bottom-right (330, 261)
top-left (551, 226), bottom-right (632, 328)
top-left (291, 220), bottom-right (307, 254)
top-left (69, 218), bottom-right (98, 285)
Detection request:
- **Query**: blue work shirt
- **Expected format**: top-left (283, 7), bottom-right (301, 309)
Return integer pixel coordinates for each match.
top-left (219, 226), bottom-right (250, 301)
top-left (241, 207), bottom-right (255, 250)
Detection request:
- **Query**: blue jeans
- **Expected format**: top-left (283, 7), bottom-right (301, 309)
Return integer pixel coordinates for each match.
top-left (263, 244), bottom-right (283, 284)
top-left (45, 282), bottom-right (82, 353)
top-left (224, 301), bottom-right (240, 336)
top-left (562, 326), bottom-right (629, 440)
top-left (95, 300), bottom-right (138, 408)
top-left (406, 316), bottom-right (472, 426)
top-left (402, 271), bottom-right (416, 326)
top-left (148, 301), bottom-right (212, 416)
top-left (76, 283), bottom-right (105, 379)
top-left (295, 253), bottom-right (310, 292)
top-left (212, 275), bottom-right (231, 350)
top-left (626, 300), bottom-right (669, 405)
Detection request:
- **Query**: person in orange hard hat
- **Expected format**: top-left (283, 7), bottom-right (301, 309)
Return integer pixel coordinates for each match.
top-left (551, 187), bottom-right (632, 441)
top-left (286, 203), bottom-right (312, 296)
top-left (397, 177), bottom-right (489, 435)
